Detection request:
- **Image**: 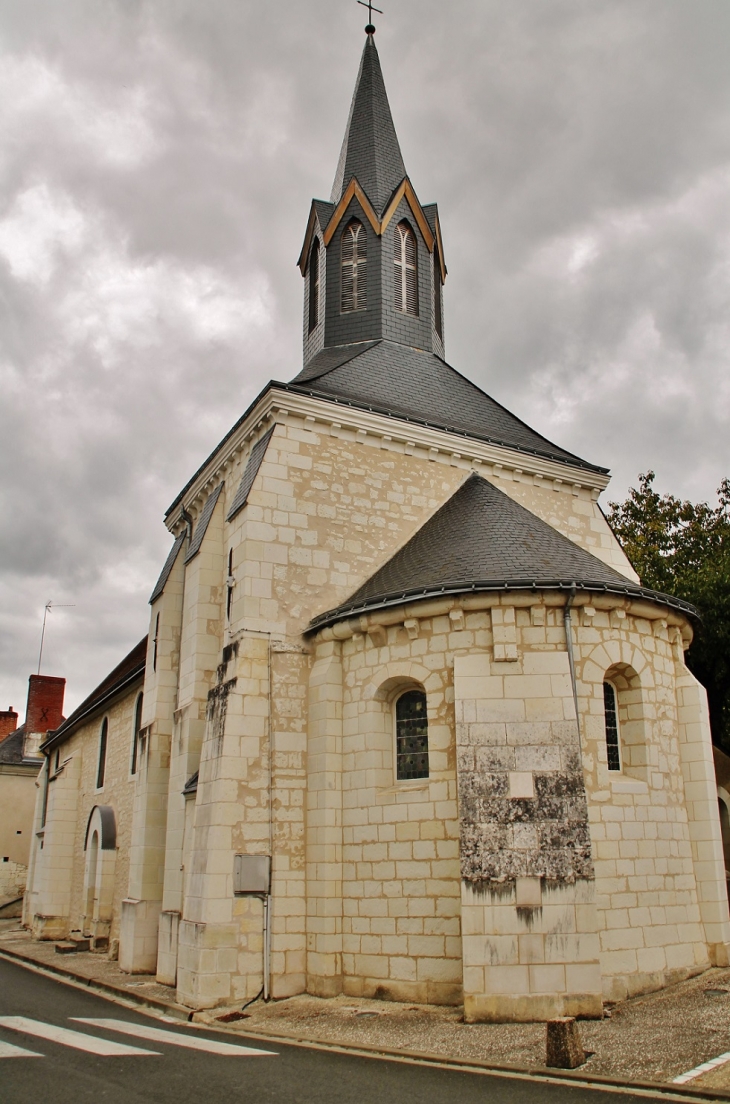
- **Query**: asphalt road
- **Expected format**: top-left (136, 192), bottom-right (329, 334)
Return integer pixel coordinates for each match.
top-left (0, 956), bottom-right (656, 1104)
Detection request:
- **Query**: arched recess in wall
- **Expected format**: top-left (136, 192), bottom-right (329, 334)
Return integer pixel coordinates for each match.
top-left (602, 662), bottom-right (648, 781)
top-left (82, 805), bottom-right (117, 938)
top-left (364, 664), bottom-right (434, 786)
top-left (581, 640), bottom-right (653, 783)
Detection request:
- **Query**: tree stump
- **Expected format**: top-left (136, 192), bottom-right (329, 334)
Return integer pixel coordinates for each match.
top-left (546, 1017), bottom-right (585, 1068)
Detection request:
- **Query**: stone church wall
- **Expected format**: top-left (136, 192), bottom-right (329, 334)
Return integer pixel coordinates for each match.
top-left (26, 684), bottom-right (140, 947)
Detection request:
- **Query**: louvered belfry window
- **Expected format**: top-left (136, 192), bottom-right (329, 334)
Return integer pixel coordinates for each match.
top-left (433, 242), bottom-right (443, 338)
top-left (394, 221), bottom-right (418, 316)
top-left (341, 220), bottom-right (366, 312)
top-left (308, 237), bottom-right (320, 332)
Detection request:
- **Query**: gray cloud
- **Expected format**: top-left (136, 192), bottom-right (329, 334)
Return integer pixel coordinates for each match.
top-left (1, 0), bottom-right (729, 715)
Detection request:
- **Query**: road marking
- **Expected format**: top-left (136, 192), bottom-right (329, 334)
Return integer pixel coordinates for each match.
top-left (0, 1039), bottom-right (43, 1058)
top-left (73, 1018), bottom-right (276, 1056)
top-left (673, 1050), bottom-right (730, 1084)
top-left (0, 1017), bottom-right (159, 1057)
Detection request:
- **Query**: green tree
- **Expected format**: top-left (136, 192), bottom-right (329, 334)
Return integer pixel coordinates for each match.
top-left (607, 472), bottom-right (730, 749)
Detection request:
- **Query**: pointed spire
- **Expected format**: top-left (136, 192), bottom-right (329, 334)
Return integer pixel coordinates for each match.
top-left (330, 34), bottom-right (407, 214)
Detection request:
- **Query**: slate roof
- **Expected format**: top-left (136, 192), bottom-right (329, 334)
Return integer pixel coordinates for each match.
top-left (290, 341), bottom-right (604, 473)
top-left (43, 636), bottom-right (147, 751)
top-left (330, 34), bottom-right (407, 214)
top-left (310, 474), bottom-right (698, 629)
top-left (0, 726), bottom-right (39, 767)
top-left (185, 483), bottom-right (224, 564)
top-left (149, 532), bottom-right (186, 604)
top-left (183, 770), bottom-right (199, 796)
top-left (227, 427), bottom-right (275, 522)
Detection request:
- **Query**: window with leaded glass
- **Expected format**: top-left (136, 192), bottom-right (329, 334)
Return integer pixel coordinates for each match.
top-left (308, 237), bottom-right (320, 332)
top-left (341, 220), bottom-right (366, 312)
top-left (603, 681), bottom-right (621, 771)
top-left (96, 717), bottom-right (108, 789)
top-left (131, 692), bottom-right (143, 776)
top-left (395, 689), bottom-right (429, 780)
top-left (394, 221), bottom-right (418, 315)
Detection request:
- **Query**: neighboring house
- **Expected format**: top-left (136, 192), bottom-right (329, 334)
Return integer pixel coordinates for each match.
top-left (0, 677), bottom-right (65, 910)
top-left (24, 640), bottom-right (146, 950)
top-left (26, 30), bottom-right (730, 1021)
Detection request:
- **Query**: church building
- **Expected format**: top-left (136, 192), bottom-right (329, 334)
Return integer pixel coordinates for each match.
top-left (26, 28), bottom-right (730, 1022)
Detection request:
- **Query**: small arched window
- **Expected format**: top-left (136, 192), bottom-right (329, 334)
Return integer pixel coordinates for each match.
top-left (433, 241), bottom-right (443, 338)
top-left (603, 681), bottom-right (620, 771)
top-left (341, 220), bottom-right (366, 312)
top-left (394, 221), bottom-right (418, 316)
top-left (308, 237), bottom-right (320, 333)
top-left (131, 693), bottom-right (143, 776)
top-left (395, 689), bottom-right (429, 780)
top-left (96, 717), bottom-right (109, 789)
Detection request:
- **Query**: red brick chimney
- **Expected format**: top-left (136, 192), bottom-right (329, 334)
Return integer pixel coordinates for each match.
top-left (0, 707), bottom-right (18, 742)
top-left (24, 675), bottom-right (65, 758)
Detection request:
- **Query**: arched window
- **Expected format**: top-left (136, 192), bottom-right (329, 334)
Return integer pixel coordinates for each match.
top-left (341, 220), bottom-right (366, 312)
top-left (394, 221), bottom-right (418, 316)
top-left (131, 693), bottom-right (143, 776)
top-left (308, 237), bottom-right (320, 332)
top-left (96, 717), bottom-right (108, 789)
top-left (395, 689), bottom-right (429, 780)
top-left (603, 681), bottom-right (621, 771)
top-left (433, 241), bottom-right (443, 338)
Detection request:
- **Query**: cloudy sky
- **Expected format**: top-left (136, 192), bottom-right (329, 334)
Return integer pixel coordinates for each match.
top-left (1, 0), bottom-right (729, 718)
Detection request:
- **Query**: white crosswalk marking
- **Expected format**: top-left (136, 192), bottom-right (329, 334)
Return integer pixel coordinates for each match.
top-left (73, 1017), bottom-right (276, 1056)
top-left (0, 1017), bottom-right (159, 1056)
top-left (0, 1039), bottom-right (43, 1058)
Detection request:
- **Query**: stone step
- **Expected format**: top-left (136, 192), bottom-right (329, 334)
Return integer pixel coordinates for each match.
top-left (54, 942), bottom-right (78, 955)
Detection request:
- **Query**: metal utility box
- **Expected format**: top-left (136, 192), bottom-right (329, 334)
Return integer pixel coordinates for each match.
top-left (233, 853), bottom-right (271, 896)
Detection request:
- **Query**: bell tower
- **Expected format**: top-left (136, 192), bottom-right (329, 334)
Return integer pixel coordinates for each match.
top-left (297, 28), bottom-right (446, 369)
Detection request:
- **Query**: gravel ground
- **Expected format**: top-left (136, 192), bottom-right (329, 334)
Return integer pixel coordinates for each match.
top-left (4, 923), bottom-right (730, 1088)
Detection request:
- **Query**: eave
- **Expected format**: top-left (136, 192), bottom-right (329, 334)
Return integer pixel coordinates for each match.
top-left (163, 381), bottom-right (612, 538)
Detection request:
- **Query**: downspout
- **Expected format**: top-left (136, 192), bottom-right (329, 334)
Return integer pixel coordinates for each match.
top-left (563, 585), bottom-right (581, 737)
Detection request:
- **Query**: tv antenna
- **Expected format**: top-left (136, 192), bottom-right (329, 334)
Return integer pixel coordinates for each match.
top-left (38, 601), bottom-right (75, 675)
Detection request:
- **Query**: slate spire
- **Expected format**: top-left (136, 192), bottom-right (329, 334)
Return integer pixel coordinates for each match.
top-left (330, 33), bottom-right (407, 213)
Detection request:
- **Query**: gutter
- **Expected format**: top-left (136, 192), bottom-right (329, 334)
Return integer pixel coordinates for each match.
top-left (308, 577), bottom-right (699, 633)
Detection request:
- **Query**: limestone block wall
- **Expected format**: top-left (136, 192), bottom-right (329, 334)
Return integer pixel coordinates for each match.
top-left (24, 679), bottom-right (141, 946)
top-left (219, 418), bottom-right (636, 646)
top-left (574, 600), bottom-right (729, 1001)
top-left (453, 649), bottom-right (602, 1022)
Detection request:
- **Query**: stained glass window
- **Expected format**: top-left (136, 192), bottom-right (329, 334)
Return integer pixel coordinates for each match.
top-left (396, 689), bottom-right (429, 780)
top-left (603, 681), bottom-right (621, 771)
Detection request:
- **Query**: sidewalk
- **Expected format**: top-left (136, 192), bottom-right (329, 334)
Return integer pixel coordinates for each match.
top-left (3, 923), bottom-right (730, 1095)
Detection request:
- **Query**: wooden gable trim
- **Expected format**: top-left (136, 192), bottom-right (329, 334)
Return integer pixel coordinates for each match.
top-left (322, 179), bottom-right (381, 247)
top-left (300, 178), bottom-right (439, 273)
top-left (297, 203), bottom-right (320, 274)
top-left (380, 179), bottom-right (435, 252)
top-left (433, 214), bottom-right (447, 283)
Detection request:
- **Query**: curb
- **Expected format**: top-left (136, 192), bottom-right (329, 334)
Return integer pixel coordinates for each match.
top-left (2, 944), bottom-right (730, 1101)
top-left (0, 944), bottom-right (191, 1021)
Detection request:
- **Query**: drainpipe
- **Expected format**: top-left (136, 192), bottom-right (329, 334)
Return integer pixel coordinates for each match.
top-left (563, 585), bottom-right (581, 737)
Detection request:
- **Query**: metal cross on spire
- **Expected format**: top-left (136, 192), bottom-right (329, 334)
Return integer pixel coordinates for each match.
top-left (357, 0), bottom-right (383, 34)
